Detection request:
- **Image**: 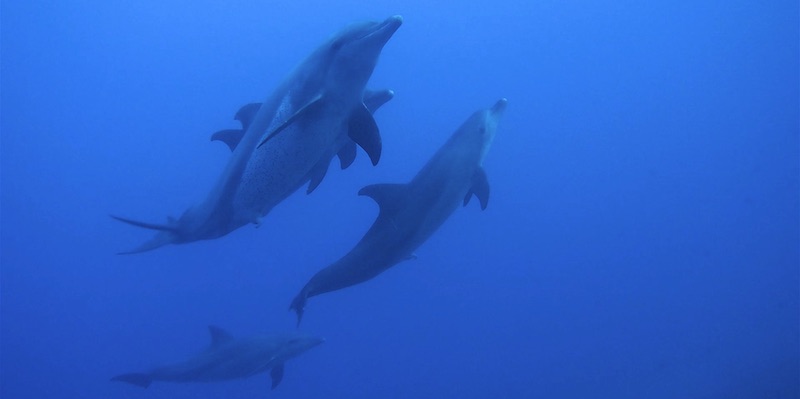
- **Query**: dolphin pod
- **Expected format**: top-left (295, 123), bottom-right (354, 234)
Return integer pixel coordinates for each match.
top-left (112, 15), bottom-right (508, 392)
top-left (112, 15), bottom-right (403, 254)
top-left (111, 326), bottom-right (324, 389)
top-left (290, 99), bottom-right (507, 324)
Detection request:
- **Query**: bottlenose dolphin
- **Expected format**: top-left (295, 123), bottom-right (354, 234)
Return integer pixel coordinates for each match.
top-left (113, 16), bottom-right (402, 254)
top-left (290, 99), bottom-right (508, 324)
top-left (111, 326), bottom-right (324, 389)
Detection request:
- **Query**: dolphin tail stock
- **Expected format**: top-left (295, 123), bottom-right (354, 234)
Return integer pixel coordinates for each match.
top-left (289, 290), bottom-right (308, 327)
top-left (110, 373), bottom-right (152, 388)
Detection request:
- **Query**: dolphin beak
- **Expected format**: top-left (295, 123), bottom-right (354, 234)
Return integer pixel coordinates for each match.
top-left (367, 15), bottom-right (402, 43)
top-left (490, 98), bottom-right (508, 117)
top-left (307, 337), bottom-right (326, 348)
top-left (386, 15), bottom-right (403, 29)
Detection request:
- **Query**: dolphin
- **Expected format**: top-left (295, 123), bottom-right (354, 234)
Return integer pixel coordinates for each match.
top-left (290, 99), bottom-right (508, 324)
top-left (112, 16), bottom-right (403, 254)
top-left (111, 326), bottom-right (324, 390)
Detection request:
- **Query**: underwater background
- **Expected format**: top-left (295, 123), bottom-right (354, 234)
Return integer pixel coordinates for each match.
top-left (2, 0), bottom-right (798, 398)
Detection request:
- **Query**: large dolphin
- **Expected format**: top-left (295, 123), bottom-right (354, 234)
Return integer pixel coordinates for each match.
top-left (111, 326), bottom-right (324, 390)
top-left (290, 99), bottom-right (508, 324)
top-left (113, 16), bottom-right (403, 254)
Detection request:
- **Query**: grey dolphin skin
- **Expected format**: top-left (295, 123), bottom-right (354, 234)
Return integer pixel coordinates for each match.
top-left (290, 99), bottom-right (508, 324)
top-left (111, 326), bottom-right (324, 390)
top-left (112, 16), bottom-right (402, 254)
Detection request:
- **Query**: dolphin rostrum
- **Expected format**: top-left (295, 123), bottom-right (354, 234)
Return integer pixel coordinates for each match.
top-left (111, 326), bottom-right (324, 390)
top-left (290, 99), bottom-right (508, 324)
top-left (113, 16), bottom-right (403, 254)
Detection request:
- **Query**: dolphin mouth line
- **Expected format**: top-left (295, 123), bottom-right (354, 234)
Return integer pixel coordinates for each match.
top-left (360, 15), bottom-right (402, 41)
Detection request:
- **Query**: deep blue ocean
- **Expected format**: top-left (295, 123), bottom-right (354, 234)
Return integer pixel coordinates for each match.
top-left (2, 1), bottom-right (798, 398)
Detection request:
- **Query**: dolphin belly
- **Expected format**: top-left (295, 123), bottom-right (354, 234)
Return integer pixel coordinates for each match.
top-left (231, 118), bottom-right (342, 224)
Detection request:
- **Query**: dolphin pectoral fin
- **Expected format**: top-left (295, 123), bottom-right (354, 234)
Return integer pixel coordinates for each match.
top-left (348, 105), bottom-right (382, 165)
top-left (337, 142), bottom-right (357, 169)
top-left (358, 183), bottom-right (408, 216)
top-left (306, 159), bottom-right (330, 194)
top-left (111, 373), bottom-right (152, 388)
top-left (207, 325), bottom-right (234, 348)
top-left (465, 168), bottom-right (490, 210)
top-left (258, 93), bottom-right (324, 148)
top-left (270, 363), bottom-right (285, 390)
top-left (363, 89), bottom-right (394, 113)
top-left (234, 102), bottom-right (261, 131)
top-left (211, 129), bottom-right (245, 151)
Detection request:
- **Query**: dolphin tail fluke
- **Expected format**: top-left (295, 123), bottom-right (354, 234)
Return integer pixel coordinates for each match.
top-left (111, 373), bottom-right (152, 388)
top-left (111, 215), bottom-right (178, 254)
top-left (110, 215), bottom-right (177, 232)
top-left (114, 231), bottom-right (176, 254)
top-left (289, 291), bottom-right (308, 327)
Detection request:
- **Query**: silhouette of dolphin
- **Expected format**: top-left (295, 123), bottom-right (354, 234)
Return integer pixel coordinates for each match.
top-left (113, 16), bottom-right (402, 253)
top-left (290, 99), bottom-right (508, 324)
top-left (111, 326), bottom-right (324, 390)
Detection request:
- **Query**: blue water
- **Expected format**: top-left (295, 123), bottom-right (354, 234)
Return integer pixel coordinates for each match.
top-left (2, 1), bottom-right (798, 398)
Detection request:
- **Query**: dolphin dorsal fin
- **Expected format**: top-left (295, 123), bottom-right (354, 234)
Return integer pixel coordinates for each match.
top-left (211, 129), bottom-right (245, 151)
top-left (207, 325), bottom-right (234, 347)
top-left (234, 102), bottom-right (261, 131)
top-left (358, 183), bottom-right (408, 214)
top-left (211, 102), bottom-right (261, 151)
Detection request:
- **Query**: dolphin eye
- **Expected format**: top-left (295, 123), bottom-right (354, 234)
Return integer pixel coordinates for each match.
top-left (330, 39), bottom-right (344, 51)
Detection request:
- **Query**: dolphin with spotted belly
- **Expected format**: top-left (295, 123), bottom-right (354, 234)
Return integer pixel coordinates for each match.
top-left (111, 326), bottom-right (324, 390)
top-left (112, 16), bottom-right (403, 253)
top-left (290, 99), bottom-right (507, 324)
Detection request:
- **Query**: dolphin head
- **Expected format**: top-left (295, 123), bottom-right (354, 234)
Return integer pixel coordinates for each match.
top-left (319, 15), bottom-right (402, 98)
top-left (481, 98), bottom-right (507, 154)
top-left (272, 333), bottom-right (325, 362)
top-left (453, 98), bottom-right (507, 164)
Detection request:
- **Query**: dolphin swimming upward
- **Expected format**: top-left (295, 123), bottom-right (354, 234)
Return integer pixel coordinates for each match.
top-left (113, 16), bottom-right (403, 254)
top-left (111, 326), bottom-right (324, 390)
top-left (290, 99), bottom-right (508, 324)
